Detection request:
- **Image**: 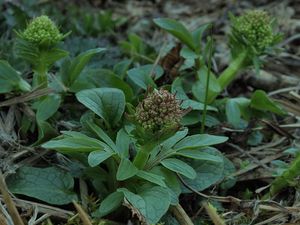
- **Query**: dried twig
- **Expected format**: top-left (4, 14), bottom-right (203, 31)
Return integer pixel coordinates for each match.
top-left (73, 201), bottom-right (93, 225)
top-left (0, 170), bottom-right (25, 225)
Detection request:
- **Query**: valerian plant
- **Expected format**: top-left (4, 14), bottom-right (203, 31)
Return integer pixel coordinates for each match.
top-left (40, 88), bottom-right (228, 224)
top-left (0, 15), bottom-right (105, 144)
top-left (154, 10), bottom-right (285, 131)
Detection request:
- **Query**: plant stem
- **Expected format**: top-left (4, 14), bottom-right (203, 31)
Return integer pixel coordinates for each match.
top-left (201, 38), bottom-right (213, 134)
top-left (202, 201), bottom-right (225, 225)
top-left (34, 68), bottom-right (48, 88)
top-left (133, 143), bottom-right (155, 169)
top-left (217, 50), bottom-right (248, 91)
top-left (0, 171), bottom-right (25, 225)
top-left (170, 204), bottom-right (194, 225)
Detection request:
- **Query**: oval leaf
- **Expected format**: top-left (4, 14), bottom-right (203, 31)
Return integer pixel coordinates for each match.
top-left (88, 151), bottom-right (113, 167)
top-left (76, 88), bottom-right (125, 126)
top-left (161, 158), bottom-right (196, 179)
top-left (7, 167), bottom-right (77, 205)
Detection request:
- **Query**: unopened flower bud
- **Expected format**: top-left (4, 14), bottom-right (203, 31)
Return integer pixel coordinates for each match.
top-left (22, 15), bottom-right (63, 46)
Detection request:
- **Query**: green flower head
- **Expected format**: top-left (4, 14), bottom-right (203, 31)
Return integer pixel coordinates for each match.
top-left (21, 15), bottom-right (63, 46)
top-left (135, 89), bottom-right (184, 132)
top-left (230, 10), bottom-right (281, 54)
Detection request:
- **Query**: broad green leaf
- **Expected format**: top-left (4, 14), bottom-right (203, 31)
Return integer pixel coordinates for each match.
top-left (97, 191), bottom-right (124, 217)
top-left (42, 134), bottom-right (105, 153)
top-left (182, 148), bottom-right (225, 193)
top-left (117, 188), bottom-right (146, 217)
top-left (76, 88), bottom-right (125, 126)
top-left (0, 60), bottom-right (31, 93)
top-left (139, 186), bottom-right (171, 224)
top-left (176, 149), bottom-right (223, 162)
top-left (127, 64), bottom-right (163, 90)
top-left (117, 158), bottom-right (138, 181)
top-left (36, 94), bottom-right (61, 121)
top-left (225, 98), bottom-right (250, 128)
top-left (88, 151), bottom-right (113, 167)
top-left (77, 69), bottom-right (134, 101)
top-left (220, 156), bottom-right (236, 190)
top-left (174, 134), bottom-right (228, 151)
top-left (150, 166), bottom-right (181, 205)
top-left (136, 171), bottom-right (166, 187)
top-left (61, 48), bottom-right (105, 86)
top-left (154, 18), bottom-right (195, 51)
top-left (161, 158), bottom-right (196, 179)
top-left (7, 167), bottom-right (77, 205)
top-left (250, 90), bottom-right (286, 115)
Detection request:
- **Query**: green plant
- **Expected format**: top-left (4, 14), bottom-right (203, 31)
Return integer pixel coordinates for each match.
top-left (213, 10), bottom-right (282, 102)
top-left (15, 15), bottom-right (70, 88)
top-left (34, 87), bottom-right (229, 224)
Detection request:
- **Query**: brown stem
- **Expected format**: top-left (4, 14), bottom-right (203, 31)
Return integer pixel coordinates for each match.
top-left (0, 171), bottom-right (25, 225)
top-left (170, 204), bottom-right (194, 225)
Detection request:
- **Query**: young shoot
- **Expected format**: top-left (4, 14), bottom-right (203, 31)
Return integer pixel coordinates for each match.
top-left (16, 15), bottom-right (69, 88)
top-left (216, 10), bottom-right (282, 95)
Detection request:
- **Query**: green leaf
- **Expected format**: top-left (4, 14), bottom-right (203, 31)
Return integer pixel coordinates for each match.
top-left (117, 188), bottom-right (146, 216)
top-left (225, 98), bottom-right (250, 128)
top-left (42, 133), bottom-right (105, 153)
top-left (176, 149), bottom-right (223, 162)
top-left (97, 191), bottom-right (124, 217)
top-left (171, 77), bottom-right (189, 100)
top-left (117, 158), bottom-right (138, 181)
top-left (0, 60), bottom-right (31, 93)
top-left (192, 67), bottom-right (220, 103)
top-left (250, 90), bottom-right (286, 115)
top-left (139, 186), bottom-right (171, 224)
top-left (182, 148), bottom-right (225, 193)
top-left (191, 23), bottom-right (212, 53)
top-left (174, 134), bottom-right (228, 151)
top-left (150, 166), bottom-right (181, 205)
top-left (88, 151), bottom-right (113, 167)
top-left (75, 69), bottom-right (134, 101)
top-left (36, 94), bottom-right (61, 121)
top-left (116, 129), bottom-right (131, 157)
top-left (160, 129), bottom-right (188, 150)
top-left (161, 158), bottom-right (196, 179)
top-left (76, 88), bottom-right (126, 126)
top-left (33, 121), bottom-right (58, 146)
top-left (61, 48), bottom-right (105, 86)
top-left (113, 59), bottom-right (132, 79)
top-left (136, 171), bottom-right (166, 187)
top-left (127, 64), bottom-right (163, 90)
top-left (83, 120), bottom-right (117, 152)
top-left (7, 167), bottom-right (77, 205)
top-left (154, 18), bottom-right (195, 51)
top-left (181, 111), bottom-right (220, 127)
top-left (181, 99), bottom-right (217, 111)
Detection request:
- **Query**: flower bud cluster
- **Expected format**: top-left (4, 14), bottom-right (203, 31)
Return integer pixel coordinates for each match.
top-left (232, 10), bottom-right (277, 53)
top-left (22, 16), bottom-right (63, 46)
top-left (136, 89), bottom-right (183, 131)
